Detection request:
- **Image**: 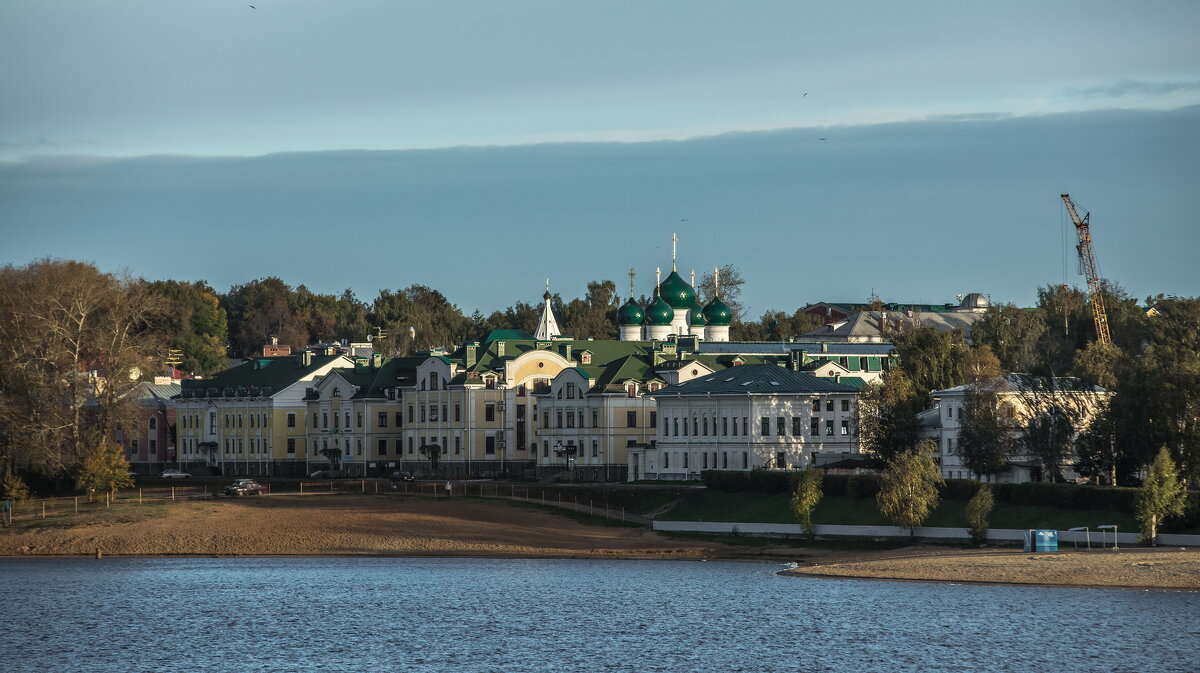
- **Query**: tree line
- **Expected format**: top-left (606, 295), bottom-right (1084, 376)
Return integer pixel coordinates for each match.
top-left (855, 281), bottom-right (1200, 486)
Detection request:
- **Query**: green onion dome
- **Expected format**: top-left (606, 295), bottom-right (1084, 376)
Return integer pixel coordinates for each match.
top-left (617, 298), bottom-right (645, 326)
top-left (689, 300), bottom-right (707, 326)
top-left (658, 270), bottom-right (696, 309)
top-left (644, 294), bottom-right (675, 326)
top-left (702, 295), bottom-right (732, 326)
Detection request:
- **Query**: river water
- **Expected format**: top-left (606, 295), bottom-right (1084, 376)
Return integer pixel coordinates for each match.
top-left (0, 557), bottom-right (1195, 672)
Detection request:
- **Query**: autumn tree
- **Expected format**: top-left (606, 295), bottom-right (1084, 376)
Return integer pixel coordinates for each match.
top-left (964, 484), bottom-right (994, 543)
top-left (0, 259), bottom-right (163, 476)
top-left (76, 438), bottom-right (134, 496)
top-left (876, 441), bottom-right (945, 534)
top-left (790, 466), bottom-right (823, 539)
top-left (222, 277), bottom-right (309, 357)
top-left (971, 303), bottom-right (1046, 373)
top-left (891, 326), bottom-right (969, 409)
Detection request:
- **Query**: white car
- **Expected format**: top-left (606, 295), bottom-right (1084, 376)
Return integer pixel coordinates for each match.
top-left (160, 469), bottom-right (191, 479)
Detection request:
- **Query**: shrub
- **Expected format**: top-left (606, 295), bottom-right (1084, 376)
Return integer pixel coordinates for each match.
top-left (965, 485), bottom-right (994, 543)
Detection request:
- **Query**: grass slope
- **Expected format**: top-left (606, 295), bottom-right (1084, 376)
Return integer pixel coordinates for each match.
top-left (662, 491), bottom-right (1142, 531)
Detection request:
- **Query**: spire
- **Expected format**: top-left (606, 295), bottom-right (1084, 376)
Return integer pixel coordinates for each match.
top-left (534, 279), bottom-right (561, 340)
top-left (655, 267), bottom-right (661, 293)
top-left (690, 269), bottom-right (695, 289)
top-left (628, 268), bottom-right (636, 302)
top-left (671, 233), bottom-right (678, 272)
top-left (714, 266), bottom-right (720, 297)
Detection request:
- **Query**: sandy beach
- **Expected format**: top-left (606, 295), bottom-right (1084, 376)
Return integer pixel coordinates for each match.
top-left (787, 546), bottom-right (1200, 591)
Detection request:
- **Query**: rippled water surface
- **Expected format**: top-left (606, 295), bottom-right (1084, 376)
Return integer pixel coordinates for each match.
top-left (1, 557), bottom-right (1196, 672)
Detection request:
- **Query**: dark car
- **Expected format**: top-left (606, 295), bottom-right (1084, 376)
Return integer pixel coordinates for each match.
top-left (390, 471), bottom-right (415, 482)
top-left (224, 479), bottom-right (265, 496)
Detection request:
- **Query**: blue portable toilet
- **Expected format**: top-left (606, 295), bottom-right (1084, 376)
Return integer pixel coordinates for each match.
top-left (1024, 529), bottom-right (1058, 552)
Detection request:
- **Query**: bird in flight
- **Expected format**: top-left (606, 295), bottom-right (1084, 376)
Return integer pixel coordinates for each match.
top-left (249, 4), bottom-right (256, 8)
top-left (818, 137), bottom-right (827, 141)
top-left (803, 92), bottom-right (808, 97)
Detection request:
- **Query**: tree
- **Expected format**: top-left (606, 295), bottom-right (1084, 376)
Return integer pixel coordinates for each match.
top-left (855, 370), bottom-right (922, 461)
top-left (0, 468), bottom-right (31, 503)
top-left (222, 277), bottom-right (309, 357)
top-left (76, 439), bottom-right (134, 496)
top-left (1011, 377), bottom-right (1098, 482)
top-left (0, 259), bottom-right (163, 476)
top-left (963, 345), bottom-right (1003, 385)
top-left (876, 441), bottom-right (944, 534)
top-left (891, 326), bottom-right (970, 409)
top-left (964, 484), bottom-right (994, 544)
top-left (790, 467), bottom-right (823, 539)
top-left (146, 280), bottom-right (229, 375)
top-left (695, 264), bottom-right (746, 321)
top-left (1135, 447), bottom-right (1187, 545)
top-left (560, 280), bottom-right (620, 339)
top-left (954, 381), bottom-right (1015, 478)
top-left (971, 303), bottom-right (1046, 373)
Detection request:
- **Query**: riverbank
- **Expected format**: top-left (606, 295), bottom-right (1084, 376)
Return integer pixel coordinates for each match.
top-left (786, 546), bottom-right (1200, 591)
top-left (0, 494), bottom-right (777, 560)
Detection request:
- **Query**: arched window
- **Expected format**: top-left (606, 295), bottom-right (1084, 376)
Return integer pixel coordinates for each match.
top-left (148, 417), bottom-right (157, 430)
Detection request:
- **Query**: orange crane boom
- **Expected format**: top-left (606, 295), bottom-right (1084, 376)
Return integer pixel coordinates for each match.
top-left (1061, 193), bottom-right (1112, 347)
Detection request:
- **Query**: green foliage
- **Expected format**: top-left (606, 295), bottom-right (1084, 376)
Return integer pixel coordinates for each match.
top-left (1, 469), bottom-right (31, 502)
top-left (964, 484), bottom-right (994, 542)
top-left (954, 382), bottom-right (1014, 477)
top-left (75, 440), bottom-right (134, 495)
top-left (146, 280), bottom-right (230, 375)
top-left (972, 304), bottom-right (1046, 373)
top-left (790, 467), bottom-right (823, 537)
top-left (876, 441), bottom-right (944, 531)
top-left (891, 326), bottom-right (970, 408)
top-left (855, 371), bottom-right (922, 460)
top-left (1135, 447), bottom-right (1187, 544)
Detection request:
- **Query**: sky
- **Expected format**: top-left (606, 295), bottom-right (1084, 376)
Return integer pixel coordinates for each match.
top-left (1, 1), bottom-right (1198, 317)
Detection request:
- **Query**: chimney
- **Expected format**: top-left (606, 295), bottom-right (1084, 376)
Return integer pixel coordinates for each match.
top-left (562, 344), bottom-right (572, 361)
top-left (297, 350), bottom-right (313, 367)
top-left (496, 341), bottom-right (505, 358)
top-left (821, 342), bottom-right (828, 353)
top-left (465, 343), bottom-right (478, 368)
top-left (371, 352), bottom-right (383, 370)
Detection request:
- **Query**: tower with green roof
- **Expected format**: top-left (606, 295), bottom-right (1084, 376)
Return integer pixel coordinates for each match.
top-left (618, 268), bottom-right (647, 341)
top-left (703, 266), bottom-right (732, 341)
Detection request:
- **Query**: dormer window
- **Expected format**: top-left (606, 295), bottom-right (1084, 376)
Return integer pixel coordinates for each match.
top-left (430, 372), bottom-right (438, 391)
top-left (332, 389), bottom-right (340, 397)
top-left (627, 384), bottom-right (637, 398)
top-left (484, 376), bottom-right (496, 390)
top-left (580, 351), bottom-right (592, 365)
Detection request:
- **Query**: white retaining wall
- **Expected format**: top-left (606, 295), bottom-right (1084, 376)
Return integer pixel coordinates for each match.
top-left (651, 520), bottom-right (1200, 547)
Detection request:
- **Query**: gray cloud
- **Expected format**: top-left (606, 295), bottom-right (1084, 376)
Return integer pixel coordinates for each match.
top-left (1069, 79), bottom-right (1200, 98)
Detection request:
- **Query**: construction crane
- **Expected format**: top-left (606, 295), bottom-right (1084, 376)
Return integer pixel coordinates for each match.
top-left (1060, 193), bottom-right (1112, 348)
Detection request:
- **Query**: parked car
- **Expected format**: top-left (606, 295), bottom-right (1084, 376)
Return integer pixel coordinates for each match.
top-left (390, 471), bottom-right (415, 482)
top-left (310, 469), bottom-right (339, 479)
top-left (223, 479), bottom-right (265, 496)
top-left (160, 469), bottom-right (191, 479)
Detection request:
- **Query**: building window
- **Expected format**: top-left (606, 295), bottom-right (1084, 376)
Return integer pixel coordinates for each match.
top-left (743, 417), bottom-right (749, 436)
top-left (811, 418), bottom-right (820, 436)
top-left (312, 413), bottom-right (317, 429)
top-left (356, 439), bottom-right (363, 456)
top-left (486, 405), bottom-right (495, 422)
top-left (287, 438), bottom-right (296, 454)
top-left (149, 417), bottom-right (157, 430)
top-left (703, 417), bottom-right (709, 436)
top-left (556, 410), bottom-right (563, 428)
top-left (841, 420), bottom-right (850, 435)
top-left (673, 418), bottom-right (679, 436)
top-left (485, 436), bottom-right (496, 455)
top-left (812, 399), bottom-right (821, 413)
top-left (455, 404), bottom-right (461, 422)
top-left (408, 437), bottom-right (414, 454)
top-left (683, 453), bottom-right (689, 469)
top-left (592, 440), bottom-right (598, 458)
top-left (288, 413), bottom-right (296, 428)
top-left (841, 399), bottom-right (850, 413)
top-left (722, 418), bottom-right (728, 436)
top-left (356, 412), bottom-right (362, 428)
top-left (442, 404), bottom-right (448, 422)
top-left (792, 417), bottom-right (803, 436)
top-left (593, 410), bottom-right (599, 428)
top-left (777, 417), bottom-right (786, 436)
top-left (378, 439), bottom-right (387, 455)
top-left (567, 412), bottom-right (575, 428)
top-left (732, 417), bottom-right (738, 435)
top-left (395, 412), bottom-right (403, 427)
top-left (761, 417), bottom-right (770, 436)
top-left (420, 406), bottom-right (426, 423)
top-left (742, 452), bottom-right (748, 469)
top-left (378, 412), bottom-right (387, 428)
top-left (455, 436), bottom-right (462, 455)
top-left (826, 420), bottom-right (834, 436)
top-left (430, 372), bottom-right (438, 391)
top-left (333, 413), bottom-right (338, 429)
top-left (683, 418), bottom-right (689, 436)
top-left (627, 411), bottom-right (637, 428)
top-left (826, 399), bottom-right (834, 412)
top-left (322, 413), bottom-right (328, 429)
top-left (567, 382), bottom-right (575, 398)
top-left (663, 453), bottom-right (669, 469)
top-left (429, 405), bottom-right (438, 422)
top-left (408, 406), bottom-right (414, 423)
top-left (703, 453), bottom-right (708, 469)
top-left (722, 451), bottom-right (728, 468)
top-left (149, 439), bottom-right (157, 454)
top-left (649, 411), bottom-right (656, 428)
top-left (543, 441), bottom-right (549, 457)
